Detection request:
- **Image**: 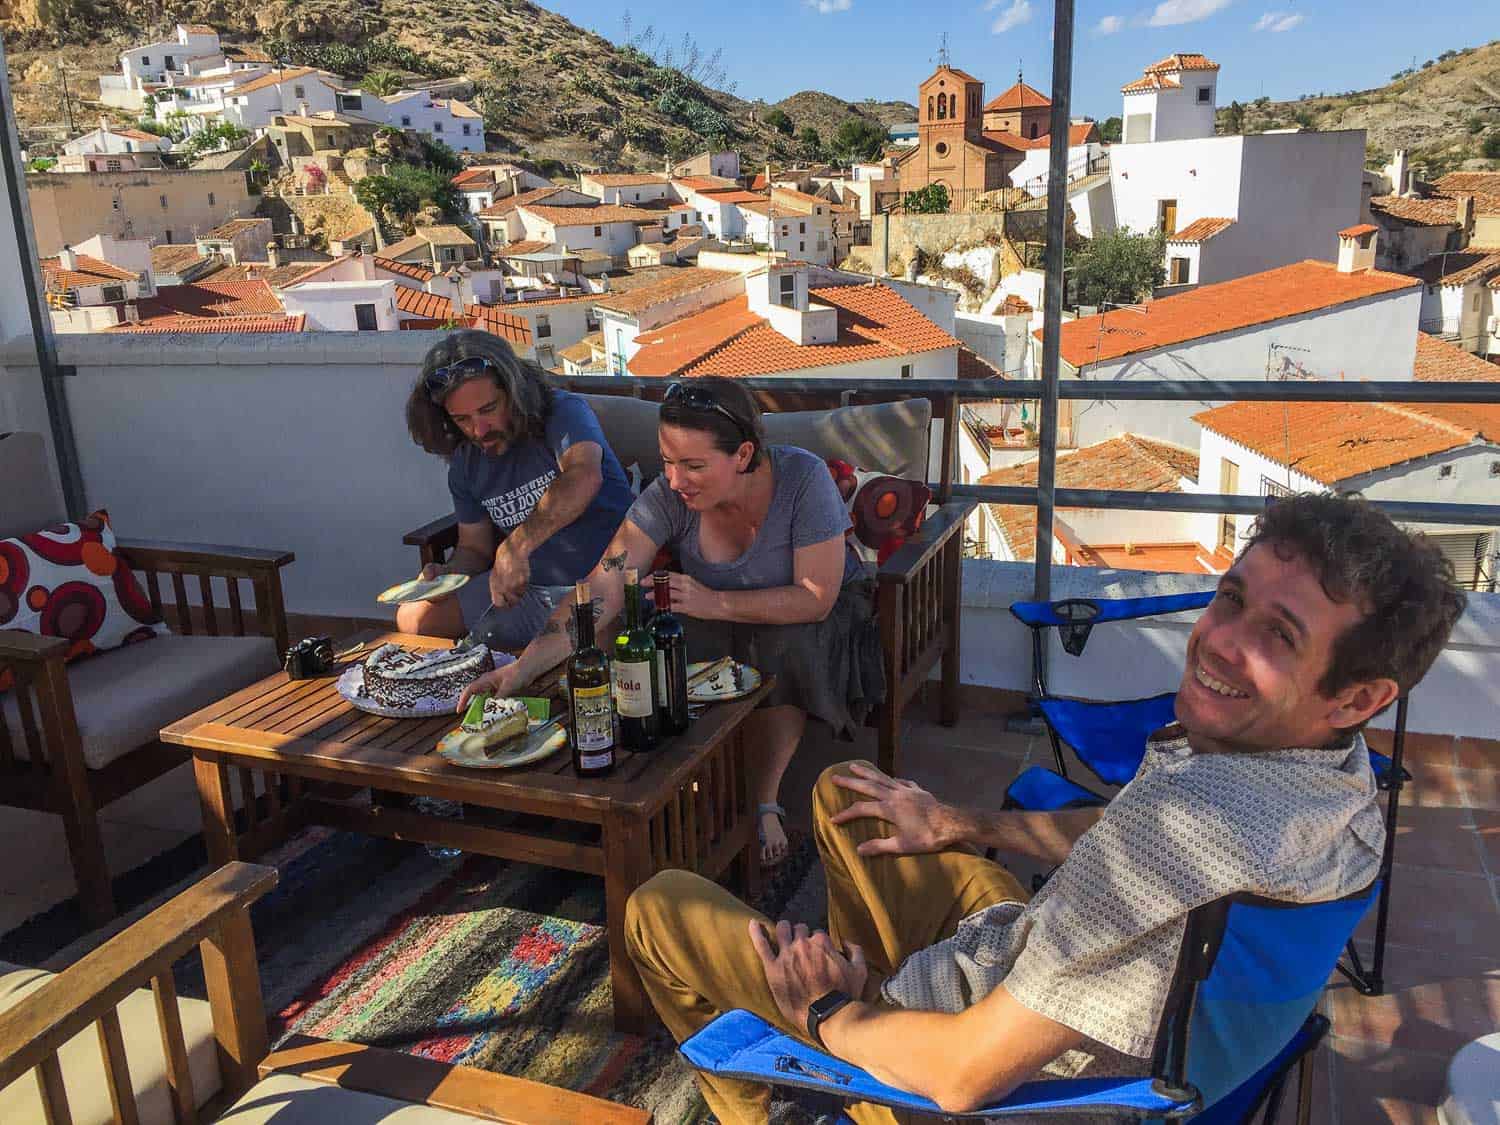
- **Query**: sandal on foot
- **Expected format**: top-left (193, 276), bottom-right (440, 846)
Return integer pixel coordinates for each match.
top-left (757, 802), bottom-right (789, 869)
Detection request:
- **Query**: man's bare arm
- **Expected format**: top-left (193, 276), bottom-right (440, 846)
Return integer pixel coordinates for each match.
top-left (829, 764), bottom-right (1103, 867)
top-left (504, 441), bottom-right (606, 559)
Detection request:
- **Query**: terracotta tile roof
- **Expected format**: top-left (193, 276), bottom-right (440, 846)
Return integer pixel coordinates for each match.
top-left (224, 46), bottom-right (274, 63)
top-left (559, 332), bottom-right (604, 364)
top-left (150, 244), bottom-right (210, 276)
top-left (180, 23), bottom-right (217, 34)
top-left (983, 81), bottom-right (1051, 112)
top-left (1047, 260), bottom-right (1420, 368)
top-left (109, 313), bottom-right (304, 334)
top-left (1147, 52), bottom-right (1218, 73)
top-left (1433, 172), bottom-right (1500, 214)
top-left (958, 345), bottom-right (1005, 379)
top-left (395, 285), bottom-right (459, 320)
top-left (1121, 73), bottom-right (1174, 94)
top-left (981, 130), bottom-right (1048, 153)
top-left (478, 187), bottom-right (568, 218)
top-left (1339, 223), bottom-right (1379, 238)
top-left (1370, 194), bottom-right (1462, 228)
top-left (227, 67), bottom-right (325, 97)
top-left (419, 224), bottom-right (476, 246)
top-left (1407, 251), bottom-right (1500, 287)
top-left (584, 173), bottom-right (669, 187)
top-left (373, 256), bottom-right (435, 282)
top-left (698, 190), bottom-right (768, 205)
top-left (1166, 217), bottom-right (1235, 243)
top-left (496, 240), bottom-right (554, 257)
top-left (935, 64), bottom-right (983, 83)
top-left (464, 303), bottom-right (533, 347)
top-left (380, 233), bottom-right (431, 259)
top-left (522, 203), bottom-right (661, 226)
top-left (109, 127), bottom-right (165, 143)
top-left (164, 71), bottom-right (248, 88)
top-left (139, 279), bottom-right (283, 318)
top-left (673, 175), bottom-right (740, 191)
top-left (1412, 333), bottom-right (1500, 382)
top-left (1194, 399), bottom-right (1500, 484)
top-left (201, 218), bottom-right (266, 240)
top-left (40, 253), bottom-right (139, 290)
top-left (212, 260), bottom-right (330, 289)
top-left (770, 187), bottom-right (828, 211)
top-left (593, 267), bottom-right (738, 318)
top-left (999, 293), bottom-right (1033, 315)
top-left (981, 435), bottom-right (1198, 561)
top-left (439, 98), bottom-right (480, 119)
top-left (750, 173), bottom-right (768, 190)
top-left (628, 283), bottom-right (960, 377)
top-left (452, 168), bottom-right (493, 187)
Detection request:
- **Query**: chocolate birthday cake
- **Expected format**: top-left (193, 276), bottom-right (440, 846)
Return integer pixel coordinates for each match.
top-left (359, 643), bottom-right (495, 710)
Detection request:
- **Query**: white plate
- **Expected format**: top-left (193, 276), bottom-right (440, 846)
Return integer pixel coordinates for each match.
top-left (436, 720), bottom-right (567, 770)
top-left (336, 650), bottom-right (516, 718)
top-left (376, 573), bottom-right (470, 605)
top-left (686, 661), bottom-right (762, 703)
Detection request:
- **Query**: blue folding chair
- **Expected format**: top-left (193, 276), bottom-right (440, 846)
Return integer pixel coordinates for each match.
top-left (1005, 592), bottom-right (1410, 996)
top-left (681, 881), bottom-right (1380, 1124)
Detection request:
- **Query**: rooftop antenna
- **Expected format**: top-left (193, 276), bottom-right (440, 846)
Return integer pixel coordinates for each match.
top-left (937, 33), bottom-right (950, 69)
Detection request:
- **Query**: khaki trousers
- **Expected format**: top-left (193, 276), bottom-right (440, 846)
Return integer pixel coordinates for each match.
top-left (624, 761), bottom-right (1029, 1125)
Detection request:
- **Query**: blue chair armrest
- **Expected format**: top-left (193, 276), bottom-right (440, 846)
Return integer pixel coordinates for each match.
top-left (680, 1010), bottom-right (1197, 1119)
top-left (1010, 590), bottom-right (1214, 629)
top-left (1367, 748), bottom-right (1412, 787)
top-left (1003, 766), bottom-right (1109, 811)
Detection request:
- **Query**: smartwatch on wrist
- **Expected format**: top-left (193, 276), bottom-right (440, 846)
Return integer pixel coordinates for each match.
top-left (806, 989), bottom-right (854, 1049)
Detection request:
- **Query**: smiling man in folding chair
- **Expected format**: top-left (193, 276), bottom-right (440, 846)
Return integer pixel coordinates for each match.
top-left (624, 494), bottom-right (1466, 1123)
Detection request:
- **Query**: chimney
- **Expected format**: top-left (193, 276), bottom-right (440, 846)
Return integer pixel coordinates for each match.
top-left (1456, 194), bottom-right (1475, 234)
top-left (123, 301), bottom-right (140, 324)
top-left (1337, 225), bottom-right (1378, 273)
top-left (1389, 149), bottom-right (1409, 196)
top-left (297, 101), bottom-right (310, 117)
top-left (1405, 169), bottom-right (1417, 197)
top-left (447, 267), bottom-right (465, 318)
top-left (266, 240), bottom-right (281, 269)
top-left (98, 115), bottom-right (109, 134)
top-left (58, 244), bottom-right (77, 271)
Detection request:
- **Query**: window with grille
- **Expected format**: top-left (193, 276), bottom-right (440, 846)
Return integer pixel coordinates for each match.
top-left (1260, 476), bottom-right (1292, 498)
top-left (101, 285), bottom-right (125, 303)
top-left (537, 315), bottom-right (552, 338)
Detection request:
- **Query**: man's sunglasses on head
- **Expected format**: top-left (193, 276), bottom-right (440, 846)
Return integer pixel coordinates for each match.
top-left (425, 355), bottom-right (498, 400)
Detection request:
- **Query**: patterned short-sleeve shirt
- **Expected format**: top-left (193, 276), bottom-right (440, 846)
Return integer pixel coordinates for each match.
top-left (881, 726), bottom-right (1385, 1059)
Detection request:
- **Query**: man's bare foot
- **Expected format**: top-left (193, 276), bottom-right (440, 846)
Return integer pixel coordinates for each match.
top-left (758, 803), bottom-right (789, 867)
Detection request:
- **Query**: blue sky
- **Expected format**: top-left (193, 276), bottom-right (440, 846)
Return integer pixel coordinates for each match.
top-left (546, 1), bottom-right (1495, 122)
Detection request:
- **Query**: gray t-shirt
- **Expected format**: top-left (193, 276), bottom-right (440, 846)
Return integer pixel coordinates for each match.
top-left (626, 444), bottom-right (859, 589)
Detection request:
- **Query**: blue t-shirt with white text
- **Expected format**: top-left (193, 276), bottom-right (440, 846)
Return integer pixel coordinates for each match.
top-left (447, 390), bottom-right (632, 586)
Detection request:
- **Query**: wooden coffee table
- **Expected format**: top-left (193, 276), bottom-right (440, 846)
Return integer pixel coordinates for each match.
top-left (161, 630), bottom-right (770, 1033)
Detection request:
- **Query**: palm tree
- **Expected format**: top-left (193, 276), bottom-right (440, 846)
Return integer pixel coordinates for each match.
top-left (361, 70), bottom-right (405, 97)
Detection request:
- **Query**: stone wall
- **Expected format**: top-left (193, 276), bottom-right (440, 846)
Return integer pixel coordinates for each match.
top-left (864, 207), bottom-right (1060, 276)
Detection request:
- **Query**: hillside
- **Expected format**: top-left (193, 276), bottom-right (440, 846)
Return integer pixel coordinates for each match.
top-left (1, 0), bottom-right (912, 170)
top-left (1217, 38), bottom-right (1500, 175)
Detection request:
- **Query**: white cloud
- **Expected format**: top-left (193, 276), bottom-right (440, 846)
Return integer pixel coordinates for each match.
top-left (1146, 0), bottom-right (1232, 26)
top-left (986, 0), bottom-right (1034, 34)
top-left (1095, 14), bottom-right (1125, 33)
top-left (805, 0), bottom-right (851, 12)
top-left (1253, 10), bottom-right (1303, 31)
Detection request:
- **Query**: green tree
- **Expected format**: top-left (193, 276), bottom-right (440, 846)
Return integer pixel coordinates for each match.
top-left (418, 136), bottom-right (462, 176)
top-left (797, 125), bottom-right (822, 159)
top-left (1099, 116), bottom-right (1122, 143)
top-left (1067, 228), bottom-right (1166, 307)
top-left (27, 157), bottom-right (57, 172)
top-left (901, 183), bottom-right (949, 214)
top-left (354, 164), bottom-right (461, 238)
top-left (764, 107), bottom-right (793, 135)
top-left (1484, 134), bottom-right (1500, 160)
top-left (360, 69), bottom-right (405, 96)
top-left (1223, 100), bottom-right (1245, 135)
top-left (182, 121), bottom-right (249, 160)
top-left (829, 117), bottom-right (887, 163)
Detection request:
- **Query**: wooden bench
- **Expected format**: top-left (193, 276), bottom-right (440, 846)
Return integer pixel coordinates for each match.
top-left (0, 862), bottom-right (651, 1125)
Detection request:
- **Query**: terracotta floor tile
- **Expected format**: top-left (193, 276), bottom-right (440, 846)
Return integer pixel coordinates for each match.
top-left (1367, 729), bottom-right (1457, 771)
top-left (1401, 764), bottom-right (1475, 811)
top-left (1455, 737), bottom-right (1500, 773)
top-left (1355, 866), bottom-right (1500, 956)
top-left (1326, 1040), bottom-right (1447, 1125)
top-left (1386, 806), bottom-right (1485, 873)
top-left (1326, 944), bottom-right (1500, 1055)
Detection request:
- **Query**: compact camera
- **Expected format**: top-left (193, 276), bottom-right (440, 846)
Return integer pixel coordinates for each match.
top-left (283, 635), bottom-right (336, 679)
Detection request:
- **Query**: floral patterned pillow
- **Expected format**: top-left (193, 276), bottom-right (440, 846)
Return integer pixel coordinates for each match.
top-left (826, 460), bottom-right (933, 566)
top-left (0, 510), bottom-right (165, 687)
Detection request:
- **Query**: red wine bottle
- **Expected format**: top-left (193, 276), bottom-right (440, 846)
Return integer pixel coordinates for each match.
top-left (650, 571), bottom-right (690, 735)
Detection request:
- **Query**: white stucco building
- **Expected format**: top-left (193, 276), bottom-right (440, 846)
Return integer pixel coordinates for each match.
top-left (1119, 53), bottom-right (1219, 145)
top-left (578, 173), bottom-right (674, 206)
top-left (280, 279), bottom-right (400, 332)
top-left (374, 92), bottom-right (484, 153)
top-left (100, 24), bottom-right (225, 110)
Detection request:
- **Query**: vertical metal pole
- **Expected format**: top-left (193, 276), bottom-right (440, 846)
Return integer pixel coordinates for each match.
top-left (0, 38), bottom-right (87, 518)
top-left (1031, 0), bottom-right (1075, 603)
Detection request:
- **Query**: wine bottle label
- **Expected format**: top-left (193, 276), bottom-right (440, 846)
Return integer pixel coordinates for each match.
top-left (655, 651), bottom-right (667, 707)
top-left (613, 659), bottom-right (654, 718)
top-left (572, 683), bottom-right (614, 754)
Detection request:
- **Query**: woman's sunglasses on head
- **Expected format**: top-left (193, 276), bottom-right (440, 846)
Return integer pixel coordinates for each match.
top-left (663, 381), bottom-right (753, 444)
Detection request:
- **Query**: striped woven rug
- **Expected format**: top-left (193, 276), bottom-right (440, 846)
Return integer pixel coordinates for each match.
top-left (231, 825), bottom-right (830, 1124)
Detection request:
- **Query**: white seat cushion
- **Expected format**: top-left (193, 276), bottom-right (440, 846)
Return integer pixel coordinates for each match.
top-left (0, 960), bottom-right (223, 1125)
top-left (2, 633), bottom-right (280, 771)
top-left (215, 1073), bottom-right (488, 1124)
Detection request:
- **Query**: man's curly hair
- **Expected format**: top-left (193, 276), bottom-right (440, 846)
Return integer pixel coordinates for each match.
top-left (1242, 493), bottom-right (1467, 700)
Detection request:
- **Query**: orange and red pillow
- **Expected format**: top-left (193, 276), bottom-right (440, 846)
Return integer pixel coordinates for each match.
top-left (0, 510), bottom-right (164, 687)
top-left (826, 460), bottom-right (932, 566)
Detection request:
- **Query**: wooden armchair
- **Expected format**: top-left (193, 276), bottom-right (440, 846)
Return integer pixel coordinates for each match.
top-left (404, 394), bottom-right (976, 775)
top-left (1, 432), bottom-right (295, 927)
top-left (0, 862), bottom-right (650, 1125)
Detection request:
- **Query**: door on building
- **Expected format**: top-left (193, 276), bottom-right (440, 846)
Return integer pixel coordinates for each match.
top-left (1218, 459), bottom-right (1239, 551)
top-left (1158, 199), bottom-right (1178, 237)
top-left (1170, 257), bottom-right (1190, 285)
